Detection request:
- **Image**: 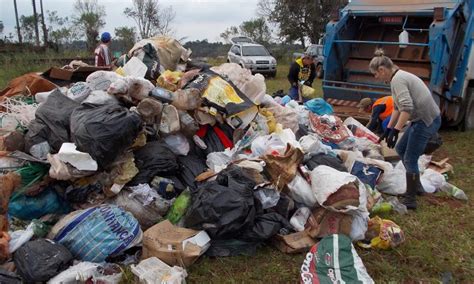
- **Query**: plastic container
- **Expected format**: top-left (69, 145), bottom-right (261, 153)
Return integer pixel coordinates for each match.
top-left (290, 207), bottom-right (311, 232)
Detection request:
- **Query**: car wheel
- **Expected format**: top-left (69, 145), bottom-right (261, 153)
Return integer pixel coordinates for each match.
top-left (316, 64), bottom-right (324, 79)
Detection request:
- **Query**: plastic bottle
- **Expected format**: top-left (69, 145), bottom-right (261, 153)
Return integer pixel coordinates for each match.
top-left (166, 188), bottom-right (191, 224)
top-left (290, 207), bottom-right (311, 232)
top-left (386, 196), bottom-right (408, 215)
top-left (440, 183), bottom-right (468, 200)
top-left (149, 87), bottom-right (174, 103)
top-left (371, 202), bottom-right (392, 215)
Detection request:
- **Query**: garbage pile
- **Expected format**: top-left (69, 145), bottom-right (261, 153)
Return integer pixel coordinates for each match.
top-left (0, 36), bottom-right (468, 283)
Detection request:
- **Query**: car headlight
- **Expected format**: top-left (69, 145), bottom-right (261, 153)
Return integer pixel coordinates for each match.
top-left (245, 59), bottom-right (253, 64)
top-left (271, 58), bottom-right (277, 64)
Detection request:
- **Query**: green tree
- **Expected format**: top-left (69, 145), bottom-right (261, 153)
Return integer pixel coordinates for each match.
top-left (0, 21), bottom-right (4, 35)
top-left (124, 0), bottom-right (175, 39)
top-left (20, 15), bottom-right (40, 43)
top-left (114, 26), bottom-right (136, 51)
top-left (72, 0), bottom-right (106, 51)
top-left (239, 17), bottom-right (272, 44)
top-left (258, 0), bottom-right (347, 46)
top-left (47, 10), bottom-right (72, 46)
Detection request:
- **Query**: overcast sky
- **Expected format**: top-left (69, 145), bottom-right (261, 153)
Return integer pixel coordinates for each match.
top-left (0, 0), bottom-right (261, 42)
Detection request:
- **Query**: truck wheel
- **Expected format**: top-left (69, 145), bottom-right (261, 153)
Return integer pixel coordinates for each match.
top-left (316, 64), bottom-right (324, 79)
top-left (464, 88), bottom-right (474, 131)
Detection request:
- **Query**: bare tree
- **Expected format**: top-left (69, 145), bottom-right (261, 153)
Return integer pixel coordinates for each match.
top-left (13, 0), bottom-right (22, 43)
top-left (39, 0), bottom-right (48, 45)
top-left (32, 0), bottom-right (40, 46)
top-left (72, 0), bottom-right (106, 51)
top-left (124, 0), bottom-right (175, 39)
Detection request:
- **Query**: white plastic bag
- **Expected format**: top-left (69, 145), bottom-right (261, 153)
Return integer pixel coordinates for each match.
top-left (254, 187), bottom-right (280, 209)
top-left (299, 134), bottom-right (333, 156)
top-left (8, 223), bottom-right (35, 253)
top-left (287, 174), bottom-right (317, 208)
top-left (131, 257), bottom-right (187, 284)
top-left (251, 128), bottom-right (299, 157)
top-left (420, 168), bottom-right (446, 193)
top-left (164, 134), bottom-right (190, 156)
top-left (376, 161), bottom-right (406, 195)
top-left (290, 207), bottom-right (311, 232)
top-left (350, 211), bottom-right (369, 241)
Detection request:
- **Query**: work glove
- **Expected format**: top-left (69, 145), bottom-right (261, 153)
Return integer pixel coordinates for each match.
top-left (386, 128), bottom-right (400, 148)
top-left (378, 128), bottom-right (391, 143)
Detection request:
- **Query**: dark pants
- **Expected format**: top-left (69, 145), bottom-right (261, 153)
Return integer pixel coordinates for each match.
top-left (396, 116), bottom-right (441, 173)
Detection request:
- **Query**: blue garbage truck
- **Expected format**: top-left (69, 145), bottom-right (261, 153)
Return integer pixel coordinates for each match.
top-left (323, 0), bottom-right (474, 129)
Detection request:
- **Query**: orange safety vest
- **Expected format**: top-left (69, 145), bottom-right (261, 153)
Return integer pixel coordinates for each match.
top-left (373, 96), bottom-right (394, 120)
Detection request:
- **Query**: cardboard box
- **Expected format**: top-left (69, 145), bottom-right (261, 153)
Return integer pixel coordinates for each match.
top-left (142, 220), bottom-right (210, 267)
top-left (49, 67), bottom-right (74, 80)
top-left (271, 231), bottom-right (316, 254)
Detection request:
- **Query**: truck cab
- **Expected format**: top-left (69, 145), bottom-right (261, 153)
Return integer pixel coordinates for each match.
top-left (323, 0), bottom-right (474, 129)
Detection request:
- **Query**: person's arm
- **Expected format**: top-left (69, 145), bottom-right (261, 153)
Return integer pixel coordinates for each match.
top-left (287, 63), bottom-right (299, 86)
top-left (306, 63), bottom-right (316, 86)
top-left (391, 77), bottom-right (413, 129)
top-left (394, 111), bottom-right (410, 130)
top-left (366, 104), bottom-right (385, 131)
top-left (387, 109), bottom-right (400, 129)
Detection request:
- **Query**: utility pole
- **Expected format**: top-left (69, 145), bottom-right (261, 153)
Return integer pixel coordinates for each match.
top-left (32, 0), bottom-right (40, 46)
top-left (13, 0), bottom-right (22, 44)
top-left (40, 0), bottom-right (48, 46)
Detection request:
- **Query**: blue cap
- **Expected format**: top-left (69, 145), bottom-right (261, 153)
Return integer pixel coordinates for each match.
top-left (101, 32), bottom-right (111, 43)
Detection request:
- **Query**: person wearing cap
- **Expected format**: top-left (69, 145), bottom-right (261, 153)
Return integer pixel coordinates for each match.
top-left (287, 52), bottom-right (316, 101)
top-left (95, 32), bottom-right (113, 67)
top-left (369, 49), bottom-right (441, 210)
top-left (357, 96), bottom-right (394, 133)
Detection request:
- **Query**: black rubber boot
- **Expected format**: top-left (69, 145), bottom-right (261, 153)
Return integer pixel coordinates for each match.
top-left (416, 174), bottom-right (425, 196)
top-left (401, 172), bottom-right (418, 210)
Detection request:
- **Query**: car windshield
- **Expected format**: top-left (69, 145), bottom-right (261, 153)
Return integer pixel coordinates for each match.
top-left (242, 46), bottom-right (269, 56)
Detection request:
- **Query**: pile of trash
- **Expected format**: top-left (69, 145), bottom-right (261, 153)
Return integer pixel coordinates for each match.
top-left (0, 36), bottom-right (468, 283)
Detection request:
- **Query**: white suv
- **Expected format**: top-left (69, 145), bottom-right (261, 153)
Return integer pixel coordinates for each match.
top-left (227, 38), bottom-right (277, 77)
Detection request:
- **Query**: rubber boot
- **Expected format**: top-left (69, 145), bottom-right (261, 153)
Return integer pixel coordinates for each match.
top-left (401, 172), bottom-right (418, 210)
top-left (416, 174), bottom-right (425, 196)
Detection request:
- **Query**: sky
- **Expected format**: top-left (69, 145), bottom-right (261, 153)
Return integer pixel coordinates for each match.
top-left (0, 0), bottom-right (261, 42)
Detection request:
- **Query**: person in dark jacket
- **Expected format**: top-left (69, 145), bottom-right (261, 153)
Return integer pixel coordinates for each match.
top-left (358, 96), bottom-right (394, 133)
top-left (287, 52), bottom-right (316, 101)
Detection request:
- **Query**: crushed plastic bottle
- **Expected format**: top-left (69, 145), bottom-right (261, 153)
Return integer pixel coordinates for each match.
top-left (386, 196), bottom-right (408, 215)
top-left (290, 207), bottom-right (311, 232)
top-left (165, 188), bottom-right (191, 224)
top-left (440, 183), bottom-right (468, 200)
top-left (371, 201), bottom-right (392, 215)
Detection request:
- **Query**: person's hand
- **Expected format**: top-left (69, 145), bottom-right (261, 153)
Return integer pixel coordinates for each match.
top-left (387, 128), bottom-right (400, 148)
top-left (378, 128), bottom-right (391, 143)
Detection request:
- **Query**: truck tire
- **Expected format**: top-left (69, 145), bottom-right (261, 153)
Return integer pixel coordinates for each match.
top-left (316, 64), bottom-right (324, 79)
top-left (463, 87), bottom-right (474, 131)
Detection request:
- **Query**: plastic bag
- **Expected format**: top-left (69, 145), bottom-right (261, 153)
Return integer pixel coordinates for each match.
top-left (131, 257), bottom-right (187, 284)
top-left (299, 134), bottom-right (333, 156)
top-left (304, 98), bottom-right (334, 115)
top-left (300, 85), bottom-right (317, 100)
top-left (254, 187), bottom-right (280, 209)
top-left (359, 216), bottom-right (405, 250)
top-left (82, 90), bottom-right (120, 105)
top-left (164, 133), bottom-right (190, 156)
top-left (70, 103), bottom-right (143, 168)
top-left (344, 117), bottom-right (379, 144)
top-left (86, 71), bottom-right (121, 91)
top-left (171, 88), bottom-right (202, 110)
top-left (287, 174), bottom-right (317, 208)
top-left (50, 205), bottom-right (142, 262)
top-left (160, 104), bottom-right (181, 134)
top-left (420, 168), bottom-right (446, 193)
top-left (290, 207), bottom-right (311, 232)
top-left (157, 70), bottom-right (183, 91)
top-left (251, 128), bottom-right (299, 157)
top-left (25, 89), bottom-right (80, 152)
top-left (376, 161), bottom-right (406, 195)
top-left (66, 81), bottom-right (91, 102)
top-left (14, 239), bottom-right (73, 283)
top-left (8, 223), bottom-right (35, 253)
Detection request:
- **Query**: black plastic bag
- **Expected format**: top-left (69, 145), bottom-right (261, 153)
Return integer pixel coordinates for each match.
top-left (305, 153), bottom-right (347, 172)
top-left (185, 174), bottom-right (256, 239)
top-left (424, 132), bottom-right (443, 154)
top-left (177, 154), bottom-right (207, 190)
top-left (25, 89), bottom-right (80, 152)
top-left (0, 268), bottom-right (22, 284)
top-left (70, 103), bottom-right (143, 168)
top-left (205, 239), bottom-right (259, 257)
top-left (13, 239), bottom-right (73, 282)
top-left (129, 141), bottom-right (179, 186)
top-left (240, 212), bottom-right (292, 242)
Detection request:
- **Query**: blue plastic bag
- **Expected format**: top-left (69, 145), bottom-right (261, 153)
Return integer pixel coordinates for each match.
top-left (52, 205), bottom-right (142, 262)
top-left (8, 187), bottom-right (70, 220)
top-left (304, 98), bottom-right (334, 115)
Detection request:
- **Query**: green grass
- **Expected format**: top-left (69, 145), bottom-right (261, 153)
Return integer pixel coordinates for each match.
top-left (1, 56), bottom-right (473, 283)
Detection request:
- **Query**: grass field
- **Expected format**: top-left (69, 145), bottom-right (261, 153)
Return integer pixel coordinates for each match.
top-left (1, 57), bottom-right (473, 283)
